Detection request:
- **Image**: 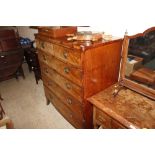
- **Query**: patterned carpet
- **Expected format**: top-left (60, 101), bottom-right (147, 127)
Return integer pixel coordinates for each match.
top-left (0, 64), bottom-right (74, 129)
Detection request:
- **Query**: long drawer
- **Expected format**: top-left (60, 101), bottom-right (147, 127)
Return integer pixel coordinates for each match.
top-left (44, 86), bottom-right (84, 128)
top-left (39, 55), bottom-right (83, 87)
top-left (40, 63), bottom-right (83, 102)
top-left (42, 74), bottom-right (83, 120)
top-left (0, 53), bottom-right (23, 68)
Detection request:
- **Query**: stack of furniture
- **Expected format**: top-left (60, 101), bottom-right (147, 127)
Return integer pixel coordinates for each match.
top-left (0, 29), bottom-right (25, 82)
top-left (35, 27), bottom-right (122, 128)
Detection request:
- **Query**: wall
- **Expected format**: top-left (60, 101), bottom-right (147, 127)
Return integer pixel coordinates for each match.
top-left (17, 26), bottom-right (38, 41)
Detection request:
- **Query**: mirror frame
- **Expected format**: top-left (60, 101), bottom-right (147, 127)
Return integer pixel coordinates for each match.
top-left (119, 27), bottom-right (155, 100)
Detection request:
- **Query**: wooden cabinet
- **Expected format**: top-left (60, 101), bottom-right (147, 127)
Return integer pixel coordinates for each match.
top-left (0, 29), bottom-right (25, 81)
top-left (35, 30), bottom-right (122, 128)
top-left (88, 84), bottom-right (155, 129)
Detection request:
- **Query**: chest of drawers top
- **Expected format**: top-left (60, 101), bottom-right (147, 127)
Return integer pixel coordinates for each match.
top-left (35, 34), bottom-right (121, 51)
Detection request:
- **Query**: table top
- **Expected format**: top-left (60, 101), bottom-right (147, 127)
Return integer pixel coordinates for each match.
top-left (88, 84), bottom-right (155, 129)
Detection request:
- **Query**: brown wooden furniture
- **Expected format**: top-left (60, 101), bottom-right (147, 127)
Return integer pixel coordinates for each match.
top-left (88, 84), bottom-right (155, 129)
top-left (119, 27), bottom-right (155, 100)
top-left (35, 28), bottom-right (122, 128)
top-left (0, 29), bottom-right (25, 81)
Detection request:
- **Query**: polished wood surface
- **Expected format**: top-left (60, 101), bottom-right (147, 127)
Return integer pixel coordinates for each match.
top-left (44, 86), bottom-right (83, 128)
top-left (88, 84), bottom-right (155, 129)
top-left (36, 29), bottom-right (122, 128)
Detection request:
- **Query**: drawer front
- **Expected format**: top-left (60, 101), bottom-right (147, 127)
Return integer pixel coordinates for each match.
top-left (42, 74), bottom-right (83, 120)
top-left (0, 65), bottom-right (19, 78)
top-left (53, 44), bottom-right (81, 67)
top-left (36, 39), bottom-right (54, 55)
top-left (95, 108), bottom-right (111, 128)
top-left (0, 53), bottom-right (23, 67)
top-left (44, 86), bottom-right (84, 128)
top-left (38, 50), bottom-right (51, 65)
top-left (40, 63), bottom-right (83, 102)
top-left (111, 119), bottom-right (127, 129)
top-left (43, 56), bottom-right (83, 87)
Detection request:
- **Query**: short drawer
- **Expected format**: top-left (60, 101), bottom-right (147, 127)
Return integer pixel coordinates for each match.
top-left (95, 108), bottom-right (111, 128)
top-left (40, 63), bottom-right (83, 102)
top-left (38, 50), bottom-right (51, 65)
top-left (47, 56), bottom-right (83, 87)
top-left (44, 86), bottom-right (84, 128)
top-left (36, 39), bottom-right (54, 55)
top-left (53, 44), bottom-right (81, 67)
top-left (42, 74), bottom-right (83, 120)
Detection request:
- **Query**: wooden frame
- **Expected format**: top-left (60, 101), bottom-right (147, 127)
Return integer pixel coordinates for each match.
top-left (119, 27), bottom-right (155, 100)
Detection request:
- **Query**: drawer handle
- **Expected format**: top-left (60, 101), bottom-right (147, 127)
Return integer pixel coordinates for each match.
top-left (64, 67), bottom-right (70, 74)
top-left (41, 42), bottom-right (45, 49)
top-left (0, 55), bottom-right (5, 58)
top-left (63, 51), bottom-right (68, 59)
top-left (66, 98), bottom-right (72, 104)
top-left (66, 83), bottom-right (72, 89)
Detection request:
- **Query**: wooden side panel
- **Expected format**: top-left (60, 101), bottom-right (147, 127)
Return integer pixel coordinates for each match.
top-left (83, 40), bottom-right (122, 98)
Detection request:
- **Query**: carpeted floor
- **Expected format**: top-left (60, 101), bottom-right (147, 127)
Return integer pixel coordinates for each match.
top-left (0, 64), bottom-right (74, 129)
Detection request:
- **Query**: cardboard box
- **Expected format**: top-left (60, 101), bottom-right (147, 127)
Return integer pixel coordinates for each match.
top-left (125, 55), bottom-right (143, 77)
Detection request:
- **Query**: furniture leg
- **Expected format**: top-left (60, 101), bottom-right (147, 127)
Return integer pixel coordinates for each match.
top-left (46, 97), bottom-right (50, 105)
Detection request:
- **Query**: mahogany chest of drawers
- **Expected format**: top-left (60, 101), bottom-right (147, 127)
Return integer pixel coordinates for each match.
top-left (35, 31), bottom-right (122, 128)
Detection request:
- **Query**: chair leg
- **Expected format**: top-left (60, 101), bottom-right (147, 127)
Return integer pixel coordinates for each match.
top-left (0, 94), bottom-right (3, 100)
top-left (46, 97), bottom-right (50, 105)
